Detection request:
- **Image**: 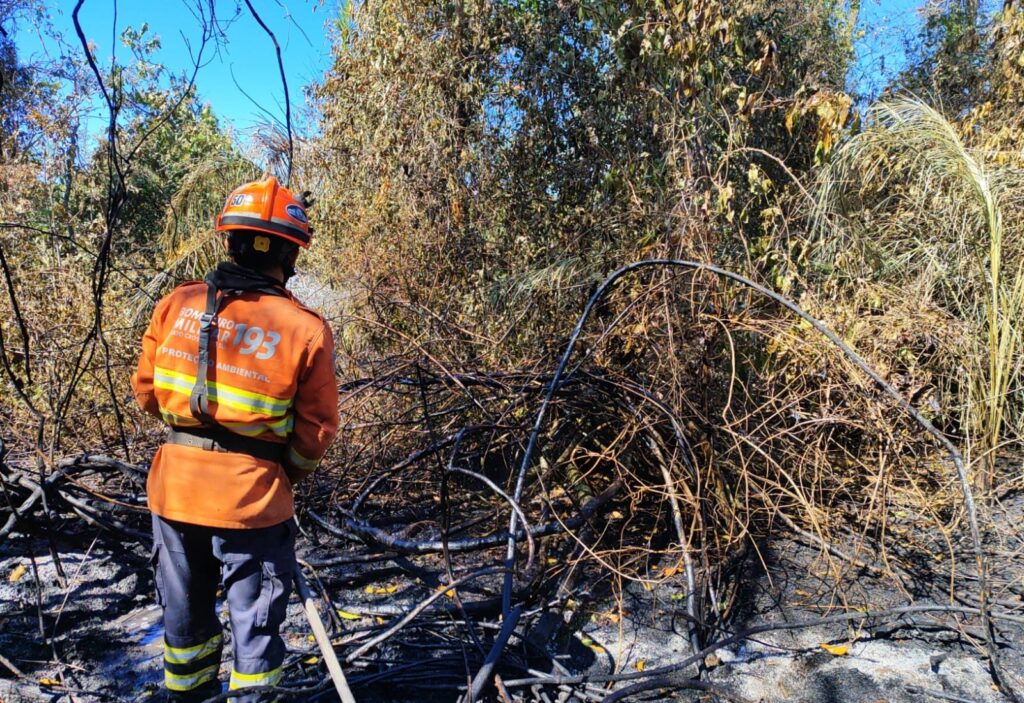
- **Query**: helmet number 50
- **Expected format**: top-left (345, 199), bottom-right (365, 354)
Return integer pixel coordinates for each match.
top-left (232, 324), bottom-right (280, 360)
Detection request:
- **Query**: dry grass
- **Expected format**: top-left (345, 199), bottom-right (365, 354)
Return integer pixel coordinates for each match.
top-left (812, 97), bottom-right (1024, 490)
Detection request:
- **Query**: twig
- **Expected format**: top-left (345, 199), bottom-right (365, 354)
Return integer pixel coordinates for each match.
top-left (904, 686), bottom-right (984, 703)
top-left (345, 566), bottom-right (506, 663)
top-left (501, 603), bottom-right (1019, 689)
top-left (601, 677), bottom-right (752, 703)
top-left (242, 0), bottom-right (293, 183)
top-left (0, 650), bottom-right (25, 678)
top-left (468, 605), bottom-right (521, 702)
top-left (323, 479), bottom-right (623, 554)
top-left (495, 259), bottom-right (1014, 702)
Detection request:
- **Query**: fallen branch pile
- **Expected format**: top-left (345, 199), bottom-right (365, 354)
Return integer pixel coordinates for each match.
top-left (1, 261), bottom-right (1022, 702)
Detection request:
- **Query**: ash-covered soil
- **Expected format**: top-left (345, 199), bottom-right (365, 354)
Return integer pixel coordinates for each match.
top-left (1, 496), bottom-right (1021, 703)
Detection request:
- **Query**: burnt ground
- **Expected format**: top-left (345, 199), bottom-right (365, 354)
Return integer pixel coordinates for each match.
top-left (0, 490), bottom-right (1022, 703)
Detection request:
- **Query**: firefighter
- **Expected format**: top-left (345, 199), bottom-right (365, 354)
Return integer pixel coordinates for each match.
top-left (132, 176), bottom-right (340, 702)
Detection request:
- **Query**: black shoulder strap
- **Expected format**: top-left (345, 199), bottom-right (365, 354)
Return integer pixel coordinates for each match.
top-left (189, 281), bottom-right (225, 424)
top-left (188, 281), bottom-right (288, 425)
top-left (254, 286), bottom-right (287, 297)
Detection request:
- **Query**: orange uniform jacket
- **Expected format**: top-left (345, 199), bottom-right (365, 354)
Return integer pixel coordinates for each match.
top-left (132, 281), bottom-right (340, 528)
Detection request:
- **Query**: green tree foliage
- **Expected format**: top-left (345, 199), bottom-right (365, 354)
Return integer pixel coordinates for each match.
top-left (898, 0), bottom-right (988, 114)
top-left (1, 0), bottom-right (1021, 483)
top-left (309, 0), bottom-right (853, 362)
top-left (0, 13), bottom-right (251, 451)
top-left (0, 0), bottom-right (51, 160)
top-left (69, 24), bottom-right (244, 256)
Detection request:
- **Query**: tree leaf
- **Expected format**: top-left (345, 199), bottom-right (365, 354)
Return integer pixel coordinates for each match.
top-left (820, 643), bottom-right (849, 656)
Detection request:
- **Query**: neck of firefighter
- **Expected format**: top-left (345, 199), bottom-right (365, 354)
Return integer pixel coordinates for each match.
top-left (257, 250), bottom-right (299, 284)
top-left (256, 261), bottom-right (287, 284)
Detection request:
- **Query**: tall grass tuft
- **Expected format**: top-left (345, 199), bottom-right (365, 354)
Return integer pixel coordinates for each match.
top-left (814, 97), bottom-right (1024, 490)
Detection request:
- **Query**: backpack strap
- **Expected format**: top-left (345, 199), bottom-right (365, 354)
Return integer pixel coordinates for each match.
top-left (189, 281), bottom-right (226, 424)
top-left (188, 281), bottom-right (287, 425)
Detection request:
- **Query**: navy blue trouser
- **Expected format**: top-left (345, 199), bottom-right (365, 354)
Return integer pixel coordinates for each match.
top-left (151, 514), bottom-right (296, 702)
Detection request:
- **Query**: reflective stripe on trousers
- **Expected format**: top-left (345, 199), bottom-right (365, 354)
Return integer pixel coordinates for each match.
top-left (151, 514), bottom-right (296, 703)
top-left (230, 666), bottom-right (284, 690)
top-left (164, 633), bottom-right (223, 692)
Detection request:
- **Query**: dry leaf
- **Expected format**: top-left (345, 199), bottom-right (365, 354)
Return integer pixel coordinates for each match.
top-left (591, 610), bottom-right (621, 625)
top-left (635, 660), bottom-right (646, 672)
top-left (39, 678), bottom-right (60, 686)
top-left (819, 643), bottom-right (849, 656)
top-left (9, 564), bottom-right (26, 583)
top-left (304, 656), bottom-right (319, 664)
top-left (336, 609), bottom-right (362, 621)
top-left (365, 584), bottom-right (397, 595)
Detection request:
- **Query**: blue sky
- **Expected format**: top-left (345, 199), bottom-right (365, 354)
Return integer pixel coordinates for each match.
top-left (852, 0), bottom-right (925, 98)
top-left (852, 0), bottom-right (1002, 99)
top-left (13, 0), bottom-right (340, 134)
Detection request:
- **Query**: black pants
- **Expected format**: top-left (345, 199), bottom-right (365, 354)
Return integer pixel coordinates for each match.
top-left (151, 514), bottom-right (296, 702)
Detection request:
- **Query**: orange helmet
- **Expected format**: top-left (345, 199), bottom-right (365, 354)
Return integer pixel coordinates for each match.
top-left (215, 176), bottom-right (311, 248)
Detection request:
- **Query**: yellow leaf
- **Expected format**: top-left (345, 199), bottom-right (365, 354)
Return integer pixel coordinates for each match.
top-left (336, 610), bottom-right (362, 621)
top-left (365, 584), bottom-right (397, 595)
top-left (308, 635), bottom-right (316, 642)
top-left (375, 616), bottom-right (386, 625)
top-left (820, 643), bottom-right (849, 656)
top-left (591, 610), bottom-right (620, 625)
top-left (304, 656), bottom-right (319, 665)
top-left (581, 636), bottom-right (605, 654)
top-left (635, 660), bottom-right (646, 672)
top-left (661, 566), bottom-right (680, 578)
top-left (436, 585), bottom-right (455, 599)
top-left (9, 564), bottom-right (26, 583)
top-left (39, 678), bottom-right (60, 686)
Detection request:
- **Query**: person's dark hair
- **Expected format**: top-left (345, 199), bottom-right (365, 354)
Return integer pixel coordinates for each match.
top-left (226, 230), bottom-right (299, 274)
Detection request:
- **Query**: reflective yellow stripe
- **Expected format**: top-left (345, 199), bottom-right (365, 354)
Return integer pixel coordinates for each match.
top-left (154, 366), bottom-right (292, 417)
top-left (165, 633), bottom-right (223, 665)
top-left (223, 415), bottom-right (294, 438)
top-left (165, 663), bottom-right (219, 691)
top-left (287, 446), bottom-right (319, 471)
top-left (160, 409), bottom-right (202, 427)
top-left (159, 410), bottom-right (292, 440)
top-left (229, 667), bottom-right (283, 689)
top-left (155, 366), bottom-right (292, 414)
